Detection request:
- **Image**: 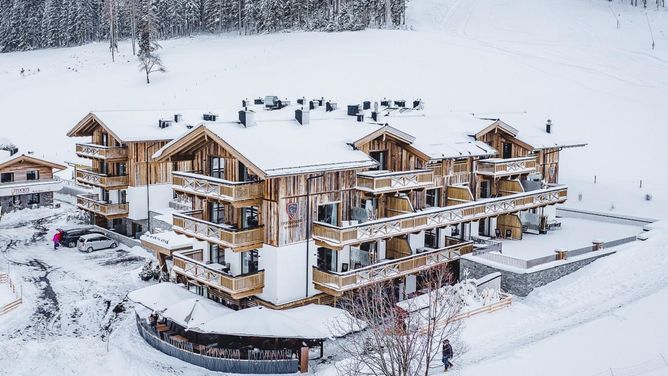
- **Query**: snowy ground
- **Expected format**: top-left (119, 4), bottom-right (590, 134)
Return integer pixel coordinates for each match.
top-left (0, 0), bottom-right (667, 375)
top-left (499, 217), bottom-right (642, 259)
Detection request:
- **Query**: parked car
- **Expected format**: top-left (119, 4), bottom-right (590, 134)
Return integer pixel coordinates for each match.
top-left (77, 234), bottom-right (118, 253)
top-left (58, 226), bottom-right (104, 248)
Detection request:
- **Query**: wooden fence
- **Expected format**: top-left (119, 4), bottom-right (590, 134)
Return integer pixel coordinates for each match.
top-left (0, 273), bottom-right (22, 315)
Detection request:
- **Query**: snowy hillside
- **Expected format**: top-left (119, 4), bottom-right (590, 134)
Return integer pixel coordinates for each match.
top-left (0, 0), bottom-right (667, 375)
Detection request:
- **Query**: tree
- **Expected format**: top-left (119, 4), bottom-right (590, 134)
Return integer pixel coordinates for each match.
top-left (137, 0), bottom-right (165, 83)
top-left (332, 266), bottom-right (464, 376)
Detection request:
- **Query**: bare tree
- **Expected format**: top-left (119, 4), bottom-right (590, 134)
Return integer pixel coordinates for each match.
top-left (332, 266), bottom-right (464, 376)
top-left (138, 51), bottom-right (165, 84)
top-left (137, 0), bottom-right (165, 84)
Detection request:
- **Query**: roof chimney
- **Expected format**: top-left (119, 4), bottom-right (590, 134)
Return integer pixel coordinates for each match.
top-left (173, 113), bottom-right (183, 123)
top-left (546, 119), bottom-right (552, 134)
top-left (158, 119), bottom-right (172, 129)
top-left (203, 113), bottom-right (218, 121)
top-left (347, 104), bottom-right (360, 116)
top-left (363, 101), bottom-right (371, 110)
top-left (371, 111), bottom-right (379, 122)
top-left (356, 113), bottom-right (364, 122)
top-left (326, 101), bottom-right (337, 112)
top-left (239, 109), bottom-right (256, 127)
top-left (295, 108), bottom-right (310, 126)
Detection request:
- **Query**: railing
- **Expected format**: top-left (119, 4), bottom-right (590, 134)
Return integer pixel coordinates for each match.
top-left (172, 250), bottom-right (264, 299)
top-left (172, 211), bottom-right (264, 251)
top-left (444, 172), bottom-right (472, 186)
top-left (76, 168), bottom-right (129, 189)
top-left (356, 169), bottom-right (435, 194)
top-left (172, 171), bottom-right (263, 203)
top-left (76, 194), bottom-right (129, 217)
top-left (476, 156), bottom-right (538, 176)
top-left (313, 185), bottom-right (568, 247)
top-left (75, 143), bottom-right (127, 160)
top-left (0, 273), bottom-right (22, 315)
top-left (135, 315), bottom-right (297, 374)
top-left (312, 242), bottom-right (473, 295)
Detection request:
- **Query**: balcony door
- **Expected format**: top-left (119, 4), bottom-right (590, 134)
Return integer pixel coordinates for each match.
top-left (210, 156), bottom-right (225, 179)
top-left (369, 150), bottom-right (387, 171)
top-left (101, 132), bottom-right (109, 147)
top-left (209, 244), bottom-right (225, 265)
top-left (317, 247), bottom-right (337, 272)
top-left (502, 142), bottom-right (512, 159)
top-left (241, 250), bottom-right (258, 274)
top-left (241, 206), bottom-right (259, 229)
top-left (208, 202), bottom-right (225, 225)
top-left (118, 162), bottom-right (126, 177)
top-left (317, 202), bottom-right (339, 226)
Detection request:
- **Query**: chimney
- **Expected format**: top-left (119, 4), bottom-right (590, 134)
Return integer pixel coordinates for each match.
top-left (203, 113), bottom-right (218, 121)
top-left (297, 97), bottom-right (305, 105)
top-left (295, 108), bottom-right (310, 125)
top-left (326, 101), bottom-right (337, 112)
top-left (363, 101), bottom-right (371, 110)
top-left (242, 99), bottom-right (248, 108)
top-left (8, 146), bottom-right (18, 156)
top-left (158, 119), bottom-right (172, 128)
top-left (371, 111), bottom-right (379, 122)
top-left (239, 109), bottom-right (256, 127)
top-left (347, 104), bottom-right (360, 116)
top-left (318, 97), bottom-right (324, 106)
top-left (309, 100), bottom-right (317, 110)
top-left (173, 113), bottom-right (183, 122)
top-left (546, 119), bottom-right (552, 134)
top-left (254, 97), bottom-right (264, 105)
top-left (394, 99), bottom-right (406, 108)
top-left (356, 113), bottom-right (364, 122)
top-left (381, 98), bottom-right (391, 107)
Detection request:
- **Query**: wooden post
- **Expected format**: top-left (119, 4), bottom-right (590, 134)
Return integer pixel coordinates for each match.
top-left (299, 346), bottom-right (309, 373)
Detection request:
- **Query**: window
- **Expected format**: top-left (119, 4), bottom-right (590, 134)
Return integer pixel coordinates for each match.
top-left (317, 247), bottom-right (337, 272)
top-left (480, 181), bottom-right (490, 199)
top-left (1, 172), bottom-right (14, 183)
top-left (118, 162), bottom-right (127, 176)
top-left (502, 142), bottom-right (512, 159)
top-left (238, 162), bottom-right (253, 182)
top-left (317, 202), bottom-right (339, 226)
top-left (369, 151), bottom-right (387, 171)
top-left (242, 206), bottom-right (259, 229)
top-left (425, 229), bottom-right (439, 248)
top-left (241, 250), bottom-right (259, 274)
top-left (101, 132), bottom-right (109, 147)
top-left (27, 194), bottom-right (40, 205)
top-left (425, 188), bottom-right (440, 208)
top-left (118, 190), bottom-right (127, 204)
top-left (210, 156), bottom-right (225, 179)
top-left (100, 161), bottom-right (108, 175)
top-left (209, 244), bottom-right (224, 265)
top-left (26, 170), bottom-right (39, 181)
top-left (101, 189), bottom-right (110, 203)
top-left (208, 202), bottom-right (225, 224)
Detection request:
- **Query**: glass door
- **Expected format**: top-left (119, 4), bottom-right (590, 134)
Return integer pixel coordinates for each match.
top-left (241, 250), bottom-right (259, 274)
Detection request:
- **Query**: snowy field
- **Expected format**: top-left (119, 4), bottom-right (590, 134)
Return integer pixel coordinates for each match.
top-left (1, 0), bottom-right (667, 375)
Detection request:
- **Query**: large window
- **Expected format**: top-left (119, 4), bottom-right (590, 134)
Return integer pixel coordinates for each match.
top-left (242, 206), bottom-right (259, 229)
top-left (1, 172), bottom-right (14, 183)
top-left (208, 202), bottom-right (225, 224)
top-left (210, 156), bottom-right (225, 179)
top-left (425, 188), bottom-right (440, 208)
top-left (369, 150), bottom-right (387, 171)
top-left (317, 202), bottom-right (339, 226)
top-left (27, 194), bottom-right (40, 205)
top-left (238, 162), bottom-right (254, 182)
top-left (502, 142), bottom-right (512, 159)
top-left (241, 250), bottom-right (259, 275)
top-left (101, 132), bottom-right (109, 147)
top-left (317, 247), bottom-right (337, 272)
top-left (209, 244), bottom-right (225, 265)
top-left (26, 170), bottom-right (39, 181)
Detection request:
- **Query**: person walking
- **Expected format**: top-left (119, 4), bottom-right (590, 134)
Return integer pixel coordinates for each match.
top-left (442, 339), bottom-right (454, 371)
top-left (52, 231), bottom-right (62, 250)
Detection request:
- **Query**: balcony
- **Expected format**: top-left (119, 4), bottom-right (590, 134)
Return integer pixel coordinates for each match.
top-left (476, 156), bottom-right (538, 177)
top-left (172, 210), bottom-right (264, 252)
top-left (312, 242), bottom-right (473, 296)
top-left (172, 171), bottom-right (263, 206)
top-left (76, 194), bottom-right (129, 218)
top-left (76, 143), bottom-right (128, 161)
top-left (356, 169), bottom-right (435, 194)
top-left (313, 185), bottom-right (568, 247)
top-left (76, 168), bottom-right (128, 189)
top-left (172, 249), bottom-right (264, 299)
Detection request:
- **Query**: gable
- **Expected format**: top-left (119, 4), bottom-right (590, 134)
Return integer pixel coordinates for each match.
top-left (475, 120), bottom-right (534, 152)
top-left (66, 113), bottom-right (124, 144)
top-left (0, 154), bottom-right (66, 172)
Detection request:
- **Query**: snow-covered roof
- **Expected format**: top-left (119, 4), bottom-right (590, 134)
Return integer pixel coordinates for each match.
top-left (0, 153), bottom-right (66, 171)
top-left (161, 297), bottom-right (233, 330)
top-left (127, 283), bottom-right (196, 312)
top-left (68, 109), bottom-right (224, 143)
top-left (140, 231), bottom-right (192, 250)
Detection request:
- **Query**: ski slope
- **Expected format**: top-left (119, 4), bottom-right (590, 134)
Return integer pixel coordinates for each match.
top-left (0, 0), bottom-right (667, 375)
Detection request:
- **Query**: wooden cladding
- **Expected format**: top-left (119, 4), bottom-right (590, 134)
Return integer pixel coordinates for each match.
top-left (312, 185), bottom-right (568, 247)
top-left (172, 171), bottom-right (263, 204)
top-left (355, 169), bottom-right (434, 194)
top-left (173, 251), bottom-right (264, 299)
top-left (172, 211), bottom-right (264, 251)
top-left (76, 143), bottom-right (128, 161)
top-left (76, 194), bottom-right (129, 218)
top-left (76, 168), bottom-right (129, 189)
top-left (312, 242), bottom-right (473, 296)
top-left (477, 156), bottom-right (538, 177)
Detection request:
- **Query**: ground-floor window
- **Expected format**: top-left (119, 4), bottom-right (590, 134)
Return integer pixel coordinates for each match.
top-left (27, 194), bottom-right (40, 205)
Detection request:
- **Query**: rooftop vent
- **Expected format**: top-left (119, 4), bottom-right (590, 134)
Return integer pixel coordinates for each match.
top-left (239, 109), bottom-right (256, 127)
top-left (7, 146), bottom-right (18, 156)
top-left (203, 113), bottom-right (218, 121)
top-left (347, 104), bottom-right (360, 116)
top-left (371, 111), bottom-right (379, 122)
top-left (317, 97), bottom-right (325, 106)
top-left (158, 119), bottom-right (172, 129)
top-left (254, 98), bottom-right (264, 105)
top-left (326, 101), bottom-right (337, 112)
top-left (356, 113), bottom-right (364, 122)
top-left (362, 101), bottom-right (371, 110)
top-left (380, 98), bottom-right (391, 107)
top-left (295, 108), bottom-right (310, 126)
top-left (174, 113), bottom-right (183, 122)
top-left (394, 99), bottom-right (406, 108)
top-left (297, 98), bottom-right (305, 105)
top-left (546, 119), bottom-right (552, 134)
top-left (413, 99), bottom-right (424, 109)
top-left (309, 100), bottom-right (318, 110)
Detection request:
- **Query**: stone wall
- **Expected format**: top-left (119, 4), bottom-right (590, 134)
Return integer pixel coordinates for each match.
top-left (460, 252), bottom-right (614, 296)
top-left (0, 191), bottom-right (54, 213)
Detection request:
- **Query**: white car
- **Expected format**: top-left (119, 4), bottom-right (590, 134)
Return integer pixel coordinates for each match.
top-left (77, 234), bottom-right (118, 253)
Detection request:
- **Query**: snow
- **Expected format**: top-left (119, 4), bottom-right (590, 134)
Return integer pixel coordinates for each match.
top-left (160, 297), bottom-right (232, 330)
top-left (139, 231), bottom-right (191, 250)
top-left (0, 281), bottom-right (18, 307)
top-left (127, 282), bottom-right (197, 313)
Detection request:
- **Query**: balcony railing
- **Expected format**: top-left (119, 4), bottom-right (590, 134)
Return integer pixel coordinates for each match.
top-left (476, 156), bottom-right (538, 177)
top-left (172, 171), bottom-right (263, 204)
top-left (356, 169), bottom-right (435, 194)
top-left (172, 250), bottom-right (264, 299)
top-left (312, 242), bottom-right (473, 296)
top-left (172, 210), bottom-right (264, 251)
top-left (76, 194), bottom-right (129, 218)
top-left (313, 185), bottom-right (568, 247)
top-left (76, 168), bottom-right (128, 189)
top-left (443, 172), bottom-right (472, 186)
top-left (75, 143), bottom-right (128, 160)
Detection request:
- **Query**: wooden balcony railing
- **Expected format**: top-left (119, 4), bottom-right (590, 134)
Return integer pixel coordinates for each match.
top-left (172, 250), bottom-right (264, 299)
top-left (443, 172), bottom-right (472, 186)
top-left (76, 168), bottom-right (128, 189)
top-left (172, 171), bottom-right (264, 204)
top-left (476, 156), bottom-right (538, 177)
top-left (76, 194), bottom-right (129, 218)
top-left (312, 242), bottom-right (473, 296)
top-left (356, 169), bottom-right (435, 194)
top-left (313, 185), bottom-right (568, 247)
top-left (75, 143), bottom-right (128, 160)
top-left (172, 210), bottom-right (264, 252)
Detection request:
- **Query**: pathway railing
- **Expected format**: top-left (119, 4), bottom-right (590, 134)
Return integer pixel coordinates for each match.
top-left (0, 272), bottom-right (22, 315)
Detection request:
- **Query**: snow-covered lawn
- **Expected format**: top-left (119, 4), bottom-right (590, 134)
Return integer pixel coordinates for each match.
top-left (499, 217), bottom-right (642, 260)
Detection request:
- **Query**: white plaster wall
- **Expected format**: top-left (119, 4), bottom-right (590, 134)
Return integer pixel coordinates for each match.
top-left (127, 184), bottom-right (173, 220)
top-left (257, 241), bottom-right (316, 305)
top-left (406, 275), bottom-right (417, 295)
top-left (408, 231), bottom-right (424, 252)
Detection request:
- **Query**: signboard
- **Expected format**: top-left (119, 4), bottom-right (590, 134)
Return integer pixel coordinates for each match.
top-left (0, 180), bottom-right (63, 198)
top-left (281, 201), bottom-right (303, 229)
